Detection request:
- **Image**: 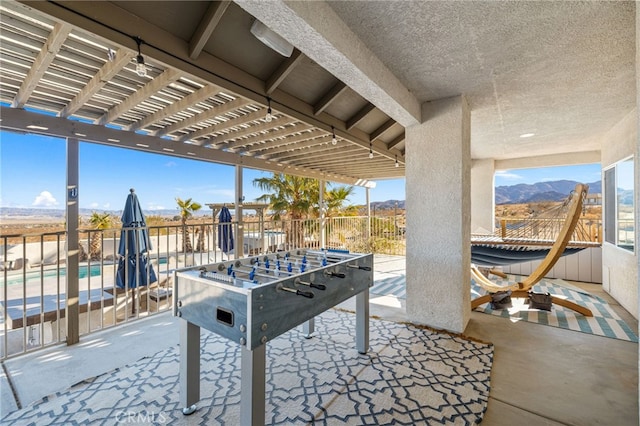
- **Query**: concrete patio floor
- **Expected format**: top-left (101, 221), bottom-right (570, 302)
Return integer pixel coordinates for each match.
top-left (1, 255), bottom-right (637, 425)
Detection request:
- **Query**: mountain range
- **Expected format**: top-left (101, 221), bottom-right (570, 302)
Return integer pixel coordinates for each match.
top-left (495, 180), bottom-right (602, 205)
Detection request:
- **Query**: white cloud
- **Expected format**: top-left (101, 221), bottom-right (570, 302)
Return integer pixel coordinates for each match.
top-left (165, 161), bottom-right (177, 167)
top-left (103, 202), bottom-right (111, 209)
top-left (147, 203), bottom-right (165, 210)
top-left (90, 202), bottom-right (99, 208)
top-left (32, 191), bottom-right (59, 207)
top-left (495, 171), bottom-right (522, 180)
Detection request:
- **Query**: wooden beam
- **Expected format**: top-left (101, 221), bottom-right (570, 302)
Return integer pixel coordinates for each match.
top-left (313, 82), bottom-right (347, 116)
top-left (251, 130), bottom-right (326, 155)
top-left (225, 124), bottom-right (309, 150)
top-left (274, 145), bottom-right (362, 162)
top-left (387, 133), bottom-right (405, 149)
top-left (59, 49), bottom-right (135, 118)
top-left (266, 49), bottom-right (304, 94)
top-left (156, 97), bottom-right (250, 136)
top-left (180, 108), bottom-right (264, 143)
top-left (189, 1), bottom-right (231, 60)
top-left (346, 103), bottom-right (375, 130)
top-left (12, 22), bottom-right (72, 108)
top-left (370, 118), bottom-right (396, 142)
top-left (213, 116), bottom-right (290, 145)
top-left (128, 84), bottom-right (221, 131)
top-left (98, 68), bottom-right (183, 125)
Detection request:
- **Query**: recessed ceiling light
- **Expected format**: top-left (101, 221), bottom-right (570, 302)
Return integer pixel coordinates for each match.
top-left (519, 133), bottom-right (535, 138)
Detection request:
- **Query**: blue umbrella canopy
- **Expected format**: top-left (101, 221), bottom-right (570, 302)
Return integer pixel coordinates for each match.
top-left (116, 189), bottom-right (156, 289)
top-left (217, 206), bottom-right (234, 254)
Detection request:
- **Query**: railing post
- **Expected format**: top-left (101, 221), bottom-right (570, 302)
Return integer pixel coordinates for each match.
top-left (319, 180), bottom-right (326, 249)
top-left (500, 219), bottom-right (507, 238)
top-left (235, 166), bottom-right (244, 259)
top-left (66, 137), bottom-right (80, 345)
top-left (366, 187), bottom-right (372, 243)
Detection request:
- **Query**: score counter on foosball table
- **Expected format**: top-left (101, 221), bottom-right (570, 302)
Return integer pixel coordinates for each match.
top-left (173, 249), bottom-right (373, 426)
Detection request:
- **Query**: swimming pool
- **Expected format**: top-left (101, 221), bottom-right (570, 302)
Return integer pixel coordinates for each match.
top-left (1, 264), bottom-right (105, 287)
top-left (1, 257), bottom-right (167, 287)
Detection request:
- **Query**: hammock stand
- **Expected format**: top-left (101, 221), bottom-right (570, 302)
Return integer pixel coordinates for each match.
top-left (470, 183), bottom-right (594, 317)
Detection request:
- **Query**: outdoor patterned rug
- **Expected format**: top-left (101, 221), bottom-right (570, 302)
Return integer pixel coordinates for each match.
top-left (2, 309), bottom-right (493, 425)
top-left (471, 276), bottom-right (638, 342)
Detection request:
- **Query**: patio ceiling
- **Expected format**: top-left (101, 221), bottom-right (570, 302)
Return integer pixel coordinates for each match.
top-left (0, 1), bottom-right (635, 185)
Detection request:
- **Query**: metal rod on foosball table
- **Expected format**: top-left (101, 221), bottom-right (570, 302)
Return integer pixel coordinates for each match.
top-left (276, 255), bottom-right (330, 270)
top-left (232, 264), bottom-right (295, 280)
top-left (240, 260), bottom-right (294, 275)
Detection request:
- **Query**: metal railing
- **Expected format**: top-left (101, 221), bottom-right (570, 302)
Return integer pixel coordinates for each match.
top-left (2, 214), bottom-right (604, 359)
top-left (0, 215), bottom-right (406, 359)
top-left (494, 217), bottom-right (602, 244)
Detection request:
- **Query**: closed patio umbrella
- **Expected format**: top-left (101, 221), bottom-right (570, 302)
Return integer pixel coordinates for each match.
top-left (218, 206), bottom-right (234, 257)
top-left (116, 189), bottom-right (157, 290)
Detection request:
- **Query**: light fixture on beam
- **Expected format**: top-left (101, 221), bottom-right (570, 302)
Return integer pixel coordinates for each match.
top-left (134, 37), bottom-right (146, 77)
top-left (265, 97), bottom-right (273, 122)
top-left (250, 19), bottom-right (294, 57)
top-left (331, 126), bottom-right (337, 145)
top-left (395, 155), bottom-right (399, 168)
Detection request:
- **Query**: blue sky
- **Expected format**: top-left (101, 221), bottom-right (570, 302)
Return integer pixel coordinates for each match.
top-left (494, 164), bottom-right (601, 187)
top-left (0, 130), bottom-right (601, 211)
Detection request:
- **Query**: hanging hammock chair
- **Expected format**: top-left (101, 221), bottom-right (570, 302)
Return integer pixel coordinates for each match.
top-left (470, 183), bottom-right (595, 316)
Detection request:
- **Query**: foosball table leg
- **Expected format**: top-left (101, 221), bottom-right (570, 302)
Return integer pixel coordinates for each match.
top-left (240, 344), bottom-right (266, 426)
top-left (302, 318), bottom-right (315, 338)
top-left (355, 289), bottom-right (369, 354)
top-left (180, 320), bottom-right (200, 415)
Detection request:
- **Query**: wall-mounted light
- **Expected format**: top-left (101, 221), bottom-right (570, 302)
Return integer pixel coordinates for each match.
top-left (368, 143), bottom-right (373, 159)
top-left (134, 37), bottom-right (146, 77)
top-left (250, 19), bottom-right (294, 57)
top-left (265, 97), bottom-right (273, 122)
top-left (331, 126), bottom-right (337, 145)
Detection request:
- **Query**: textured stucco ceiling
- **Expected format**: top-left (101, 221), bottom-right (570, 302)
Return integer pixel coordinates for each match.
top-left (327, 1), bottom-right (636, 160)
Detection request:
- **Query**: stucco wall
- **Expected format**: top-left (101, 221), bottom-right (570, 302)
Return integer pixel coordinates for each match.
top-left (601, 109), bottom-right (638, 319)
top-left (405, 96), bottom-right (471, 333)
top-left (471, 159), bottom-right (495, 233)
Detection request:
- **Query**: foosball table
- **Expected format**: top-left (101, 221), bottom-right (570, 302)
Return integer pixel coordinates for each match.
top-left (172, 249), bottom-right (373, 425)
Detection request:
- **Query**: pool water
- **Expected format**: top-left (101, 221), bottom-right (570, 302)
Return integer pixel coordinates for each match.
top-left (1, 257), bottom-right (167, 286)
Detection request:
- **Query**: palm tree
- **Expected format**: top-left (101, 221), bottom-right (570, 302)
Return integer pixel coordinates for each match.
top-left (176, 197), bottom-right (202, 252)
top-left (88, 212), bottom-right (112, 260)
top-left (323, 185), bottom-right (356, 217)
top-left (253, 173), bottom-right (354, 248)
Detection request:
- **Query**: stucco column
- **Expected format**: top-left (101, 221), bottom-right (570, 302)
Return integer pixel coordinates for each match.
top-left (471, 159), bottom-right (495, 233)
top-left (405, 96), bottom-right (471, 333)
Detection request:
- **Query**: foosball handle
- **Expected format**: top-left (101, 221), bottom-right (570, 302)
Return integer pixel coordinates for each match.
top-left (296, 289), bottom-right (314, 298)
top-left (310, 283), bottom-right (326, 290)
top-left (329, 272), bottom-right (346, 278)
top-left (347, 264), bottom-right (371, 271)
